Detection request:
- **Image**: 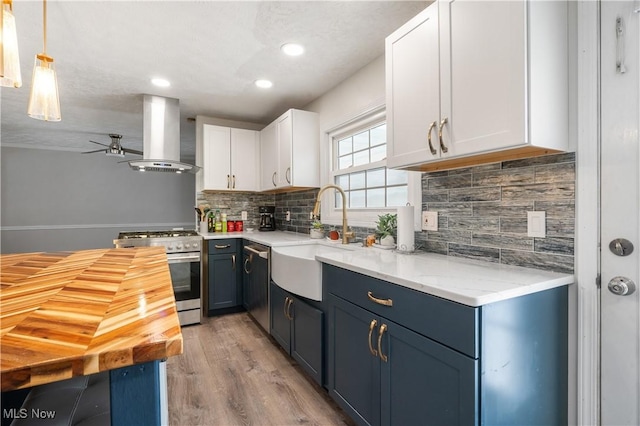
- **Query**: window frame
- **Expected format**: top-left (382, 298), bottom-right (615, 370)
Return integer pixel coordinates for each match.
top-left (319, 105), bottom-right (421, 230)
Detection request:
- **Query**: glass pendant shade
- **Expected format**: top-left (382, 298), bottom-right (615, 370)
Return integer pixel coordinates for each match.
top-left (0, 1), bottom-right (22, 88)
top-left (27, 53), bottom-right (60, 121)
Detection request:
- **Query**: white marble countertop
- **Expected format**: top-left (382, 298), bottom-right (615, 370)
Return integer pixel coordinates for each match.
top-left (199, 230), bottom-right (574, 306)
top-left (200, 230), bottom-right (315, 246)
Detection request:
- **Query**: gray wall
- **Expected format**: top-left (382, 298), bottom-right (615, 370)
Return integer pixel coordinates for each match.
top-left (1, 147), bottom-right (195, 253)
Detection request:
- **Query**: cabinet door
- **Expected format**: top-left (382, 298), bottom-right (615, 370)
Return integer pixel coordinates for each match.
top-left (230, 128), bottom-right (258, 191)
top-left (208, 253), bottom-right (238, 311)
top-left (386, 4), bottom-right (441, 168)
top-left (439, 0), bottom-right (526, 157)
top-left (276, 112), bottom-right (292, 187)
top-left (270, 282), bottom-right (291, 352)
top-left (203, 125), bottom-right (232, 190)
top-left (328, 295), bottom-right (380, 426)
top-left (379, 319), bottom-right (478, 426)
top-left (290, 295), bottom-right (323, 385)
top-left (260, 122), bottom-right (278, 191)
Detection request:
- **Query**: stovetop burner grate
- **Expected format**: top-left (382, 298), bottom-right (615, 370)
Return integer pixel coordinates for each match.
top-left (118, 230), bottom-right (199, 239)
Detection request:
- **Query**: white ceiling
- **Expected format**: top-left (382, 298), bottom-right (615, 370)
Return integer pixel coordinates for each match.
top-left (1, 0), bottom-right (428, 161)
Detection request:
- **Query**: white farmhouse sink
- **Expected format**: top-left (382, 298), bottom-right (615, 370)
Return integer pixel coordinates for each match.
top-left (271, 243), bottom-right (350, 301)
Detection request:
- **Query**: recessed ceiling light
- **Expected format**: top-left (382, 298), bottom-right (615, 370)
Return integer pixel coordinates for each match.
top-left (281, 43), bottom-right (305, 56)
top-left (255, 79), bottom-right (273, 89)
top-left (151, 78), bottom-right (170, 87)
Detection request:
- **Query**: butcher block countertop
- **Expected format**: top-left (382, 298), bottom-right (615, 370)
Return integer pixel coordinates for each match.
top-left (0, 247), bottom-right (183, 391)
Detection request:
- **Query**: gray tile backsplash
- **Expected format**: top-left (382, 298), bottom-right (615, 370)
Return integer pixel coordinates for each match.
top-left (196, 192), bottom-right (275, 229)
top-left (418, 152), bottom-right (575, 273)
top-left (199, 152), bottom-right (575, 274)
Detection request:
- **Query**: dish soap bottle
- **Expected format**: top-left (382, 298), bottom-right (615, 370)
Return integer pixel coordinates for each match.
top-left (221, 213), bottom-right (228, 233)
top-left (214, 210), bottom-right (222, 232)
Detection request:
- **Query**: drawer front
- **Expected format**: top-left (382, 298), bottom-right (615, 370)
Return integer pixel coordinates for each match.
top-left (208, 239), bottom-right (237, 254)
top-left (323, 264), bottom-right (479, 358)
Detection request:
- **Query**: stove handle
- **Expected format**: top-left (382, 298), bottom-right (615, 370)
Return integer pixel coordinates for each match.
top-left (166, 254), bottom-right (201, 263)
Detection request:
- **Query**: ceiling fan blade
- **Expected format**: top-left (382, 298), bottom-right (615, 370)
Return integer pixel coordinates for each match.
top-left (89, 140), bottom-right (110, 147)
top-left (82, 149), bottom-right (106, 154)
top-left (123, 147), bottom-right (143, 156)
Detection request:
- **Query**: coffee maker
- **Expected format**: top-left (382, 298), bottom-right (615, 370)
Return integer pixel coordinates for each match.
top-left (259, 206), bottom-right (276, 231)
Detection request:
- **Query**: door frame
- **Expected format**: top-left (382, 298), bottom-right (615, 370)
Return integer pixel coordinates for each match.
top-left (575, 1), bottom-right (600, 425)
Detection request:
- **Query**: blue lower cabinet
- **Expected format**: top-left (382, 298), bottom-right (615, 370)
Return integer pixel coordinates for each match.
top-left (325, 264), bottom-right (567, 426)
top-left (207, 239), bottom-right (241, 314)
top-left (270, 281), bottom-right (323, 385)
top-left (328, 295), bottom-right (477, 426)
top-left (380, 317), bottom-right (477, 426)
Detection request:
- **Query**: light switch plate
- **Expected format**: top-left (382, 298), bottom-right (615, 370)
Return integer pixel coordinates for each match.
top-left (527, 211), bottom-right (546, 238)
top-left (422, 211), bottom-right (438, 231)
top-left (241, 211), bottom-right (248, 221)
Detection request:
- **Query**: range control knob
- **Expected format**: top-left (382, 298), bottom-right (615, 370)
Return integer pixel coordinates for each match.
top-left (167, 245), bottom-right (174, 251)
top-left (176, 244), bottom-right (183, 250)
top-left (184, 243), bottom-right (191, 249)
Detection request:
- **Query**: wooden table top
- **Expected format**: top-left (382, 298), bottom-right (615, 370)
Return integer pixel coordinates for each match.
top-left (0, 247), bottom-right (183, 391)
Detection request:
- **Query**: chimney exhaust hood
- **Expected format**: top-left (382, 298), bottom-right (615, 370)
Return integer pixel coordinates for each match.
top-left (128, 95), bottom-right (200, 174)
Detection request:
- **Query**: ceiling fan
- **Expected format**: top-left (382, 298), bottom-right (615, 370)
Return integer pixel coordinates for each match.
top-left (82, 134), bottom-right (143, 157)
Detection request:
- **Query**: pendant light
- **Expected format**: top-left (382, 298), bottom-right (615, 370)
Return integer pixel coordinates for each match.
top-left (28, 0), bottom-right (60, 121)
top-left (0, 0), bottom-right (22, 88)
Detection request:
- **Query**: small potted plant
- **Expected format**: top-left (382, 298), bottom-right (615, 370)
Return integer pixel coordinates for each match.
top-left (375, 213), bottom-right (397, 246)
top-left (310, 219), bottom-right (325, 239)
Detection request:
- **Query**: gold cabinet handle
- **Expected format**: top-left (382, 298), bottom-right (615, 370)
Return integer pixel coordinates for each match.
top-left (284, 297), bottom-right (290, 320)
top-left (214, 244), bottom-right (231, 249)
top-left (243, 257), bottom-right (251, 274)
top-left (288, 298), bottom-right (294, 320)
top-left (378, 324), bottom-right (388, 362)
top-left (438, 117), bottom-right (449, 153)
top-left (367, 291), bottom-right (393, 307)
top-left (231, 254), bottom-right (236, 271)
top-left (427, 121), bottom-right (437, 155)
top-left (227, 174), bottom-right (230, 189)
top-left (284, 297), bottom-right (293, 320)
top-left (368, 319), bottom-right (378, 357)
top-left (272, 172), bottom-right (277, 187)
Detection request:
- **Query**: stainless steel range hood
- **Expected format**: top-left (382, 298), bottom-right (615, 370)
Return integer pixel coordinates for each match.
top-left (128, 95), bottom-right (200, 174)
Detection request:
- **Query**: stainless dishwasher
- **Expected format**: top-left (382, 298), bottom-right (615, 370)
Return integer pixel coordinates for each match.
top-left (242, 243), bottom-right (270, 331)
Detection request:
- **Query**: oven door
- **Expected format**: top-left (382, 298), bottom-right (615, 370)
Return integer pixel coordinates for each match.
top-left (166, 252), bottom-right (201, 302)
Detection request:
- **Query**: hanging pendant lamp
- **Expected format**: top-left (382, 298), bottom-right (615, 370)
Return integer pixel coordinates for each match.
top-left (0, 0), bottom-right (22, 88)
top-left (28, 0), bottom-right (60, 121)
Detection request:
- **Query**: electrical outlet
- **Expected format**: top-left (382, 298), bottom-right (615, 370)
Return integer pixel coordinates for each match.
top-left (527, 211), bottom-right (546, 238)
top-left (422, 211), bottom-right (438, 231)
top-left (286, 211), bottom-right (291, 221)
top-left (310, 211), bottom-right (314, 220)
top-left (241, 211), bottom-right (248, 221)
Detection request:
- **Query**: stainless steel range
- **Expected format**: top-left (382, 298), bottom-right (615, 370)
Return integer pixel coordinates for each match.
top-left (114, 230), bottom-right (202, 326)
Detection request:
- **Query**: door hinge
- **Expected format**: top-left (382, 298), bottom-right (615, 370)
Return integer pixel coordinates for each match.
top-left (596, 274), bottom-right (601, 288)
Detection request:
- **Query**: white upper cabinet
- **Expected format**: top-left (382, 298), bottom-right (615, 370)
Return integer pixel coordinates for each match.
top-left (260, 109), bottom-right (319, 191)
top-left (386, 0), bottom-right (569, 171)
top-left (203, 124), bottom-right (259, 191)
top-left (259, 121), bottom-right (278, 191)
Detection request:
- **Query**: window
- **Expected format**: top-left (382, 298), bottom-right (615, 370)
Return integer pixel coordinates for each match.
top-left (320, 106), bottom-right (420, 229)
top-left (331, 122), bottom-right (409, 209)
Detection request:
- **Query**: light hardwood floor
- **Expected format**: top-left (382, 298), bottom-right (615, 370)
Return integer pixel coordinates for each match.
top-left (167, 312), bottom-right (354, 426)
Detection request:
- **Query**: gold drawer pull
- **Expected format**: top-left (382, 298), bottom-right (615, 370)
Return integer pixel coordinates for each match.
top-left (368, 319), bottom-right (378, 357)
top-left (378, 324), bottom-right (388, 362)
top-left (367, 291), bottom-right (393, 307)
top-left (214, 244), bottom-right (231, 249)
